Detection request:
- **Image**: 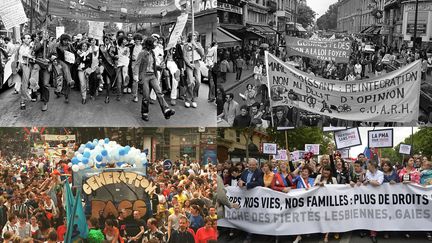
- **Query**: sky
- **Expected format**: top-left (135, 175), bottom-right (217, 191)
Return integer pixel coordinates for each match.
top-left (307, 0), bottom-right (338, 19)
top-left (348, 127), bottom-right (419, 158)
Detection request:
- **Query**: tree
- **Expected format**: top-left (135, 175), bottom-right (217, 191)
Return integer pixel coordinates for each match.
top-left (296, 4), bottom-right (316, 28)
top-left (267, 127), bottom-right (333, 154)
top-left (316, 2), bottom-right (339, 31)
top-left (104, 22), bottom-right (120, 35)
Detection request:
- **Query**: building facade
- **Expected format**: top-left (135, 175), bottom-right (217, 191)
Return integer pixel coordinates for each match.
top-left (217, 128), bottom-right (272, 163)
top-left (337, 0), bottom-right (385, 33)
top-left (401, 0), bottom-right (432, 47)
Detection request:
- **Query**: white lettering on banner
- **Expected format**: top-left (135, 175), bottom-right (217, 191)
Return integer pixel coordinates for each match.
top-left (218, 184), bottom-right (432, 235)
top-left (265, 52), bottom-right (421, 122)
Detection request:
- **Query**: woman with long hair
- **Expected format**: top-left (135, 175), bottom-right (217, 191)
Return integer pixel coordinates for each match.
top-left (271, 161), bottom-right (294, 193)
top-left (115, 36), bottom-right (130, 101)
top-left (15, 34), bottom-right (34, 110)
top-left (76, 41), bottom-right (92, 104)
top-left (399, 157), bottom-right (420, 184)
top-left (99, 35), bottom-right (117, 104)
top-left (262, 162), bottom-right (275, 188)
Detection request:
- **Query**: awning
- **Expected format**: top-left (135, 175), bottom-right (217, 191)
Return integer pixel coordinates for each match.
top-left (286, 22), bottom-right (306, 32)
top-left (246, 24), bottom-right (278, 36)
top-left (360, 25), bottom-right (382, 35)
top-left (217, 27), bottom-right (241, 48)
top-left (222, 26), bottom-right (265, 39)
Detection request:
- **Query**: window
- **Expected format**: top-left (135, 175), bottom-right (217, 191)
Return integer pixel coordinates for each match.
top-left (235, 130), bottom-right (241, 143)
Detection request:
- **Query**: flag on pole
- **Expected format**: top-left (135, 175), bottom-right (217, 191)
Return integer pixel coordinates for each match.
top-left (64, 180), bottom-right (89, 242)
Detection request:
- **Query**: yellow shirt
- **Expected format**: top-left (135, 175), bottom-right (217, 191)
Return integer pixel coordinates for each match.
top-left (263, 172), bottom-right (275, 188)
top-left (210, 214), bottom-right (217, 220)
top-left (174, 193), bottom-right (188, 207)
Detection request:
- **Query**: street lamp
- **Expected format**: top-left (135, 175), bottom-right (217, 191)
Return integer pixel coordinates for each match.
top-left (413, 0), bottom-right (419, 50)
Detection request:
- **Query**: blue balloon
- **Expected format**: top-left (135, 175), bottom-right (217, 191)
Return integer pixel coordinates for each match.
top-left (83, 151), bottom-right (91, 158)
top-left (82, 158), bottom-right (89, 164)
top-left (116, 162), bottom-right (125, 167)
top-left (119, 149), bottom-right (126, 156)
top-left (101, 150), bottom-right (108, 156)
top-left (96, 155), bottom-right (103, 162)
top-left (104, 138), bottom-right (110, 144)
top-left (93, 139), bottom-right (98, 144)
top-left (124, 146), bottom-right (131, 152)
top-left (85, 142), bottom-right (92, 148)
top-left (100, 162), bottom-right (107, 168)
top-left (71, 157), bottom-right (79, 164)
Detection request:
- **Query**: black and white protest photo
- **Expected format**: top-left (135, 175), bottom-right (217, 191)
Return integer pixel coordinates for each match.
top-left (0, 0), bottom-right (217, 126)
top-left (217, 126), bottom-right (432, 243)
top-left (217, 0), bottom-right (432, 129)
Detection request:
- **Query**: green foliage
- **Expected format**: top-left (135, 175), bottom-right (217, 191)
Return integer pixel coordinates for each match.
top-left (296, 4), bottom-right (316, 28)
top-left (267, 127), bottom-right (333, 154)
top-left (316, 2), bottom-right (339, 30)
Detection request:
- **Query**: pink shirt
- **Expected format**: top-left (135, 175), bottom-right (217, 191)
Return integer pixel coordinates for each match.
top-left (398, 167), bottom-right (420, 184)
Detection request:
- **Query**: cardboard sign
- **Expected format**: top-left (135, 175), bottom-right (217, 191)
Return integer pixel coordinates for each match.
top-left (291, 150), bottom-right (305, 162)
top-left (285, 36), bottom-right (352, 63)
top-left (368, 129), bottom-right (394, 148)
top-left (305, 144), bottom-right (320, 155)
top-left (165, 13), bottom-right (188, 50)
top-left (338, 149), bottom-right (350, 159)
top-left (274, 150), bottom-right (287, 161)
top-left (399, 143), bottom-right (412, 155)
top-left (262, 143), bottom-right (277, 155)
top-left (56, 26), bottom-right (65, 39)
top-left (334, 128), bottom-right (362, 149)
top-left (0, 0), bottom-right (28, 30)
top-left (64, 50), bottom-right (75, 64)
top-left (266, 52), bottom-right (421, 123)
top-left (88, 21), bottom-right (105, 43)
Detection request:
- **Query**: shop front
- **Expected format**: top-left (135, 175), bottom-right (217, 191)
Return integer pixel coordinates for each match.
top-left (402, 0), bottom-right (432, 49)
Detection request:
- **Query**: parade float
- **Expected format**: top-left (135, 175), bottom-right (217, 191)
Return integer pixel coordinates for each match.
top-left (70, 138), bottom-right (154, 219)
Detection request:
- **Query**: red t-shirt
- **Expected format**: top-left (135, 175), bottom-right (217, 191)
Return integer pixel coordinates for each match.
top-left (195, 227), bottom-right (217, 243)
top-left (57, 225), bottom-right (67, 241)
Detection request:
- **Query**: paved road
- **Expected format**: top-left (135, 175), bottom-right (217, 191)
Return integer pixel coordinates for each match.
top-left (0, 83), bottom-right (216, 127)
top-left (219, 230), bottom-right (432, 243)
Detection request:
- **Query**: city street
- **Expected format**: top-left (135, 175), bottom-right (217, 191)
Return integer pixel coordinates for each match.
top-left (219, 231), bottom-right (432, 243)
top-left (0, 84), bottom-right (216, 126)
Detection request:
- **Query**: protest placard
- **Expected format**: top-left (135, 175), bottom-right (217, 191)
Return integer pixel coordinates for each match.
top-left (0, 0), bottom-right (28, 30)
top-left (265, 52), bottom-right (421, 123)
top-left (334, 128), bottom-right (362, 149)
top-left (291, 150), bottom-right (305, 161)
top-left (274, 150), bottom-right (287, 161)
top-left (305, 144), bottom-right (320, 155)
top-left (285, 36), bottom-right (352, 63)
top-left (219, 184), bottom-right (432, 235)
top-left (165, 13), bottom-right (189, 50)
top-left (88, 21), bottom-right (105, 42)
top-left (399, 143), bottom-right (412, 155)
top-left (56, 26), bottom-right (65, 39)
top-left (64, 50), bottom-right (75, 64)
top-left (368, 129), bottom-right (394, 148)
top-left (262, 143), bottom-right (277, 155)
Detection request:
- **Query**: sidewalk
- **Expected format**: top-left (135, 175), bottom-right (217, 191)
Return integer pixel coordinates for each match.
top-left (221, 68), bottom-right (254, 92)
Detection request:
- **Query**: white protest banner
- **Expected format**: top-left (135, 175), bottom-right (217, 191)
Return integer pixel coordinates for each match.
top-left (305, 144), bottom-right (320, 155)
top-left (334, 128), bottom-right (362, 149)
top-left (285, 36), bottom-right (351, 63)
top-left (399, 143), bottom-right (412, 155)
top-left (218, 184), bottom-right (432, 235)
top-left (368, 129), bottom-right (394, 148)
top-left (88, 21), bottom-right (105, 42)
top-left (0, 0), bottom-right (28, 30)
top-left (262, 143), bottom-right (277, 155)
top-left (265, 52), bottom-right (421, 123)
top-left (56, 26), bottom-right (65, 39)
top-left (165, 13), bottom-right (188, 50)
top-left (64, 50), bottom-right (75, 64)
top-left (274, 150), bottom-right (287, 161)
top-left (338, 149), bottom-right (350, 159)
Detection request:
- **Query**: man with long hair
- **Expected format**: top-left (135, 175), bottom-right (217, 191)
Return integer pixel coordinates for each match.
top-left (133, 36), bottom-right (175, 121)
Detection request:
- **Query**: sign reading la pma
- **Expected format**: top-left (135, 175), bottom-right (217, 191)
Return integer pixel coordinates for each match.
top-left (83, 171), bottom-right (156, 195)
top-left (262, 143), bottom-right (277, 155)
top-left (368, 129), bottom-right (393, 148)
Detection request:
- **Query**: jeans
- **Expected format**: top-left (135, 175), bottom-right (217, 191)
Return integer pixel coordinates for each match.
top-left (185, 61), bottom-right (201, 102)
top-left (37, 65), bottom-right (50, 103)
top-left (208, 69), bottom-right (217, 100)
top-left (20, 63), bottom-right (32, 102)
top-left (78, 70), bottom-right (87, 99)
top-left (141, 73), bottom-right (169, 115)
top-left (236, 67), bottom-right (242, 80)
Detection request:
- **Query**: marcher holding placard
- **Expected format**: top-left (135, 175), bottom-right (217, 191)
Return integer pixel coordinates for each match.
top-left (399, 157), bottom-right (420, 184)
top-left (270, 161), bottom-right (294, 192)
top-left (56, 34), bottom-right (76, 104)
top-left (16, 34), bottom-right (34, 110)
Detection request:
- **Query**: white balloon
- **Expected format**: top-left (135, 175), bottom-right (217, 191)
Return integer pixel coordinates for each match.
top-left (84, 148), bottom-right (91, 153)
top-left (68, 162), bottom-right (72, 167)
top-left (77, 154), bottom-right (83, 161)
top-left (72, 164), bottom-right (80, 172)
top-left (78, 162), bottom-right (85, 170)
top-left (88, 161), bottom-right (94, 167)
top-left (78, 148), bottom-right (84, 153)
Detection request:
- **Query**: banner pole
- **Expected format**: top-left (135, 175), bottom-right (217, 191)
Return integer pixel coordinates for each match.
top-left (285, 130), bottom-right (288, 151)
top-left (265, 51), bottom-right (274, 127)
top-left (191, 0), bottom-right (194, 63)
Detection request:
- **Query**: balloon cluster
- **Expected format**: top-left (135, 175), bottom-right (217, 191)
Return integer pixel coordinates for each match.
top-left (69, 138), bottom-right (148, 172)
